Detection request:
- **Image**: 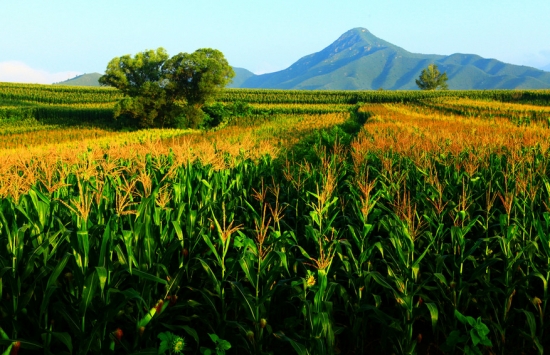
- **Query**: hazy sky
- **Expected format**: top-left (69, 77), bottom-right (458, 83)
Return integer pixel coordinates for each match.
top-left (1, 0), bottom-right (549, 83)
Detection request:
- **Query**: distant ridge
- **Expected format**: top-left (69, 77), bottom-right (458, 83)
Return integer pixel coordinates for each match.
top-left (233, 28), bottom-right (550, 90)
top-left (55, 73), bottom-right (102, 87)
top-left (52, 31), bottom-right (550, 90)
top-left (55, 68), bottom-right (253, 88)
top-left (227, 67), bottom-right (255, 88)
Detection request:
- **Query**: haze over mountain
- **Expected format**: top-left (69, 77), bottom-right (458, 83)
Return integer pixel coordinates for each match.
top-left (233, 28), bottom-right (550, 90)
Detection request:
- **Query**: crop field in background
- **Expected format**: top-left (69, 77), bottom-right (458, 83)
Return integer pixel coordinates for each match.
top-left (1, 83), bottom-right (550, 354)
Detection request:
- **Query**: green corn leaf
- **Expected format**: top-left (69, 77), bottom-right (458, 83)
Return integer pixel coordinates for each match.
top-left (369, 271), bottom-right (397, 294)
top-left (535, 218), bottom-right (550, 258)
top-left (172, 220), bottom-right (184, 241)
top-left (80, 272), bottom-right (98, 319)
top-left (201, 232), bottom-right (221, 265)
top-left (44, 229), bottom-right (66, 263)
top-left (76, 229), bottom-right (90, 267)
top-left (98, 217), bottom-right (112, 267)
top-left (296, 245), bottom-right (312, 260)
top-left (45, 252), bottom-right (70, 290)
top-left (164, 268), bottom-right (186, 297)
top-left (51, 332), bottom-right (73, 353)
top-left (114, 244), bottom-right (128, 267)
top-left (425, 302), bottom-right (439, 335)
top-left (197, 258), bottom-right (221, 295)
top-left (121, 230), bottom-right (136, 271)
top-left (78, 321), bottom-right (102, 354)
top-left (433, 273), bottom-right (448, 286)
top-left (534, 337), bottom-right (544, 355)
top-left (55, 302), bottom-right (82, 335)
top-left (274, 251), bottom-right (290, 276)
top-left (1, 339), bottom-right (42, 350)
top-left (95, 267), bottom-right (108, 294)
top-left (411, 236), bottom-right (436, 270)
top-left (129, 269), bottom-right (168, 285)
top-left (1, 343), bottom-right (12, 355)
top-left (0, 327), bottom-right (8, 341)
top-left (21, 231), bottom-right (62, 280)
top-left (229, 281), bottom-right (257, 322)
top-left (109, 287), bottom-right (146, 304)
top-left (463, 237), bottom-right (485, 260)
top-left (141, 220), bottom-right (155, 266)
top-left (188, 287), bottom-right (217, 317)
top-left (260, 251), bottom-right (279, 275)
top-left (238, 258), bottom-right (257, 289)
top-left (182, 325), bottom-right (199, 345)
top-left (468, 258), bottom-right (500, 281)
top-left (17, 286), bottom-right (35, 312)
top-left (273, 331), bottom-right (309, 355)
top-left (527, 272), bottom-right (548, 295)
top-left (201, 179), bottom-right (213, 190)
top-left (373, 294), bottom-right (382, 308)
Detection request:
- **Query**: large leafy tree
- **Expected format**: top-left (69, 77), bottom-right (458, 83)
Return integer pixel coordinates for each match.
top-left (415, 64), bottom-right (448, 90)
top-left (99, 47), bottom-right (234, 128)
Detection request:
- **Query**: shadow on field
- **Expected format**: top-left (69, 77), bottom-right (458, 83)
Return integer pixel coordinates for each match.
top-left (276, 103), bottom-right (370, 165)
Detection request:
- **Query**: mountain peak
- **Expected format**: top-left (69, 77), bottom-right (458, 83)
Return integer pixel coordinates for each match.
top-left (330, 27), bottom-right (404, 55)
top-left (347, 27), bottom-right (371, 34)
top-left (337, 27), bottom-right (376, 42)
top-left (234, 28), bottom-right (550, 90)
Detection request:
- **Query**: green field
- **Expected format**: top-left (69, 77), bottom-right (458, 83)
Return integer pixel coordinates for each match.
top-left (1, 83), bottom-right (550, 354)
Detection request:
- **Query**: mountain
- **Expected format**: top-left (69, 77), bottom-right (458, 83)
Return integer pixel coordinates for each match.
top-left (55, 73), bottom-right (102, 86)
top-left (234, 28), bottom-right (550, 90)
top-left (228, 67), bottom-right (255, 88)
top-left (54, 67), bottom-right (253, 88)
top-left (542, 64), bottom-right (550, 72)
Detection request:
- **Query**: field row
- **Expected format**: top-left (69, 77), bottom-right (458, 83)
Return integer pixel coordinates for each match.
top-left (2, 82), bottom-right (550, 107)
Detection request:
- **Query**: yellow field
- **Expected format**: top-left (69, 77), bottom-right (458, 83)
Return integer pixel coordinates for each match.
top-left (0, 112), bottom-right (347, 199)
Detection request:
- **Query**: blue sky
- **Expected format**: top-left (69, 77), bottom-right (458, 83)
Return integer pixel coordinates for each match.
top-left (1, 0), bottom-right (549, 83)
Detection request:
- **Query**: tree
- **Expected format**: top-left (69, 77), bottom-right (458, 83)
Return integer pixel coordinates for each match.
top-left (415, 64), bottom-right (448, 90)
top-left (99, 47), bottom-right (234, 128)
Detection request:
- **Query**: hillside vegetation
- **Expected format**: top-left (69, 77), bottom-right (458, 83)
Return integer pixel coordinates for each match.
top-left (232, 28), bottom-right (550, 90)
top-left (55, 73), bottom-right (102, 87)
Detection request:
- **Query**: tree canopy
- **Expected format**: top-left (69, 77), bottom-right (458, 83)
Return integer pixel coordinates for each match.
top-left (415, 64), bottom-right (448, 90)
top-left (99, 47), bottom-right (234, 128)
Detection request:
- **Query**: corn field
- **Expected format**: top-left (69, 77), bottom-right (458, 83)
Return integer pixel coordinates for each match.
top-left (1, 83), bottom-right (550, 354)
